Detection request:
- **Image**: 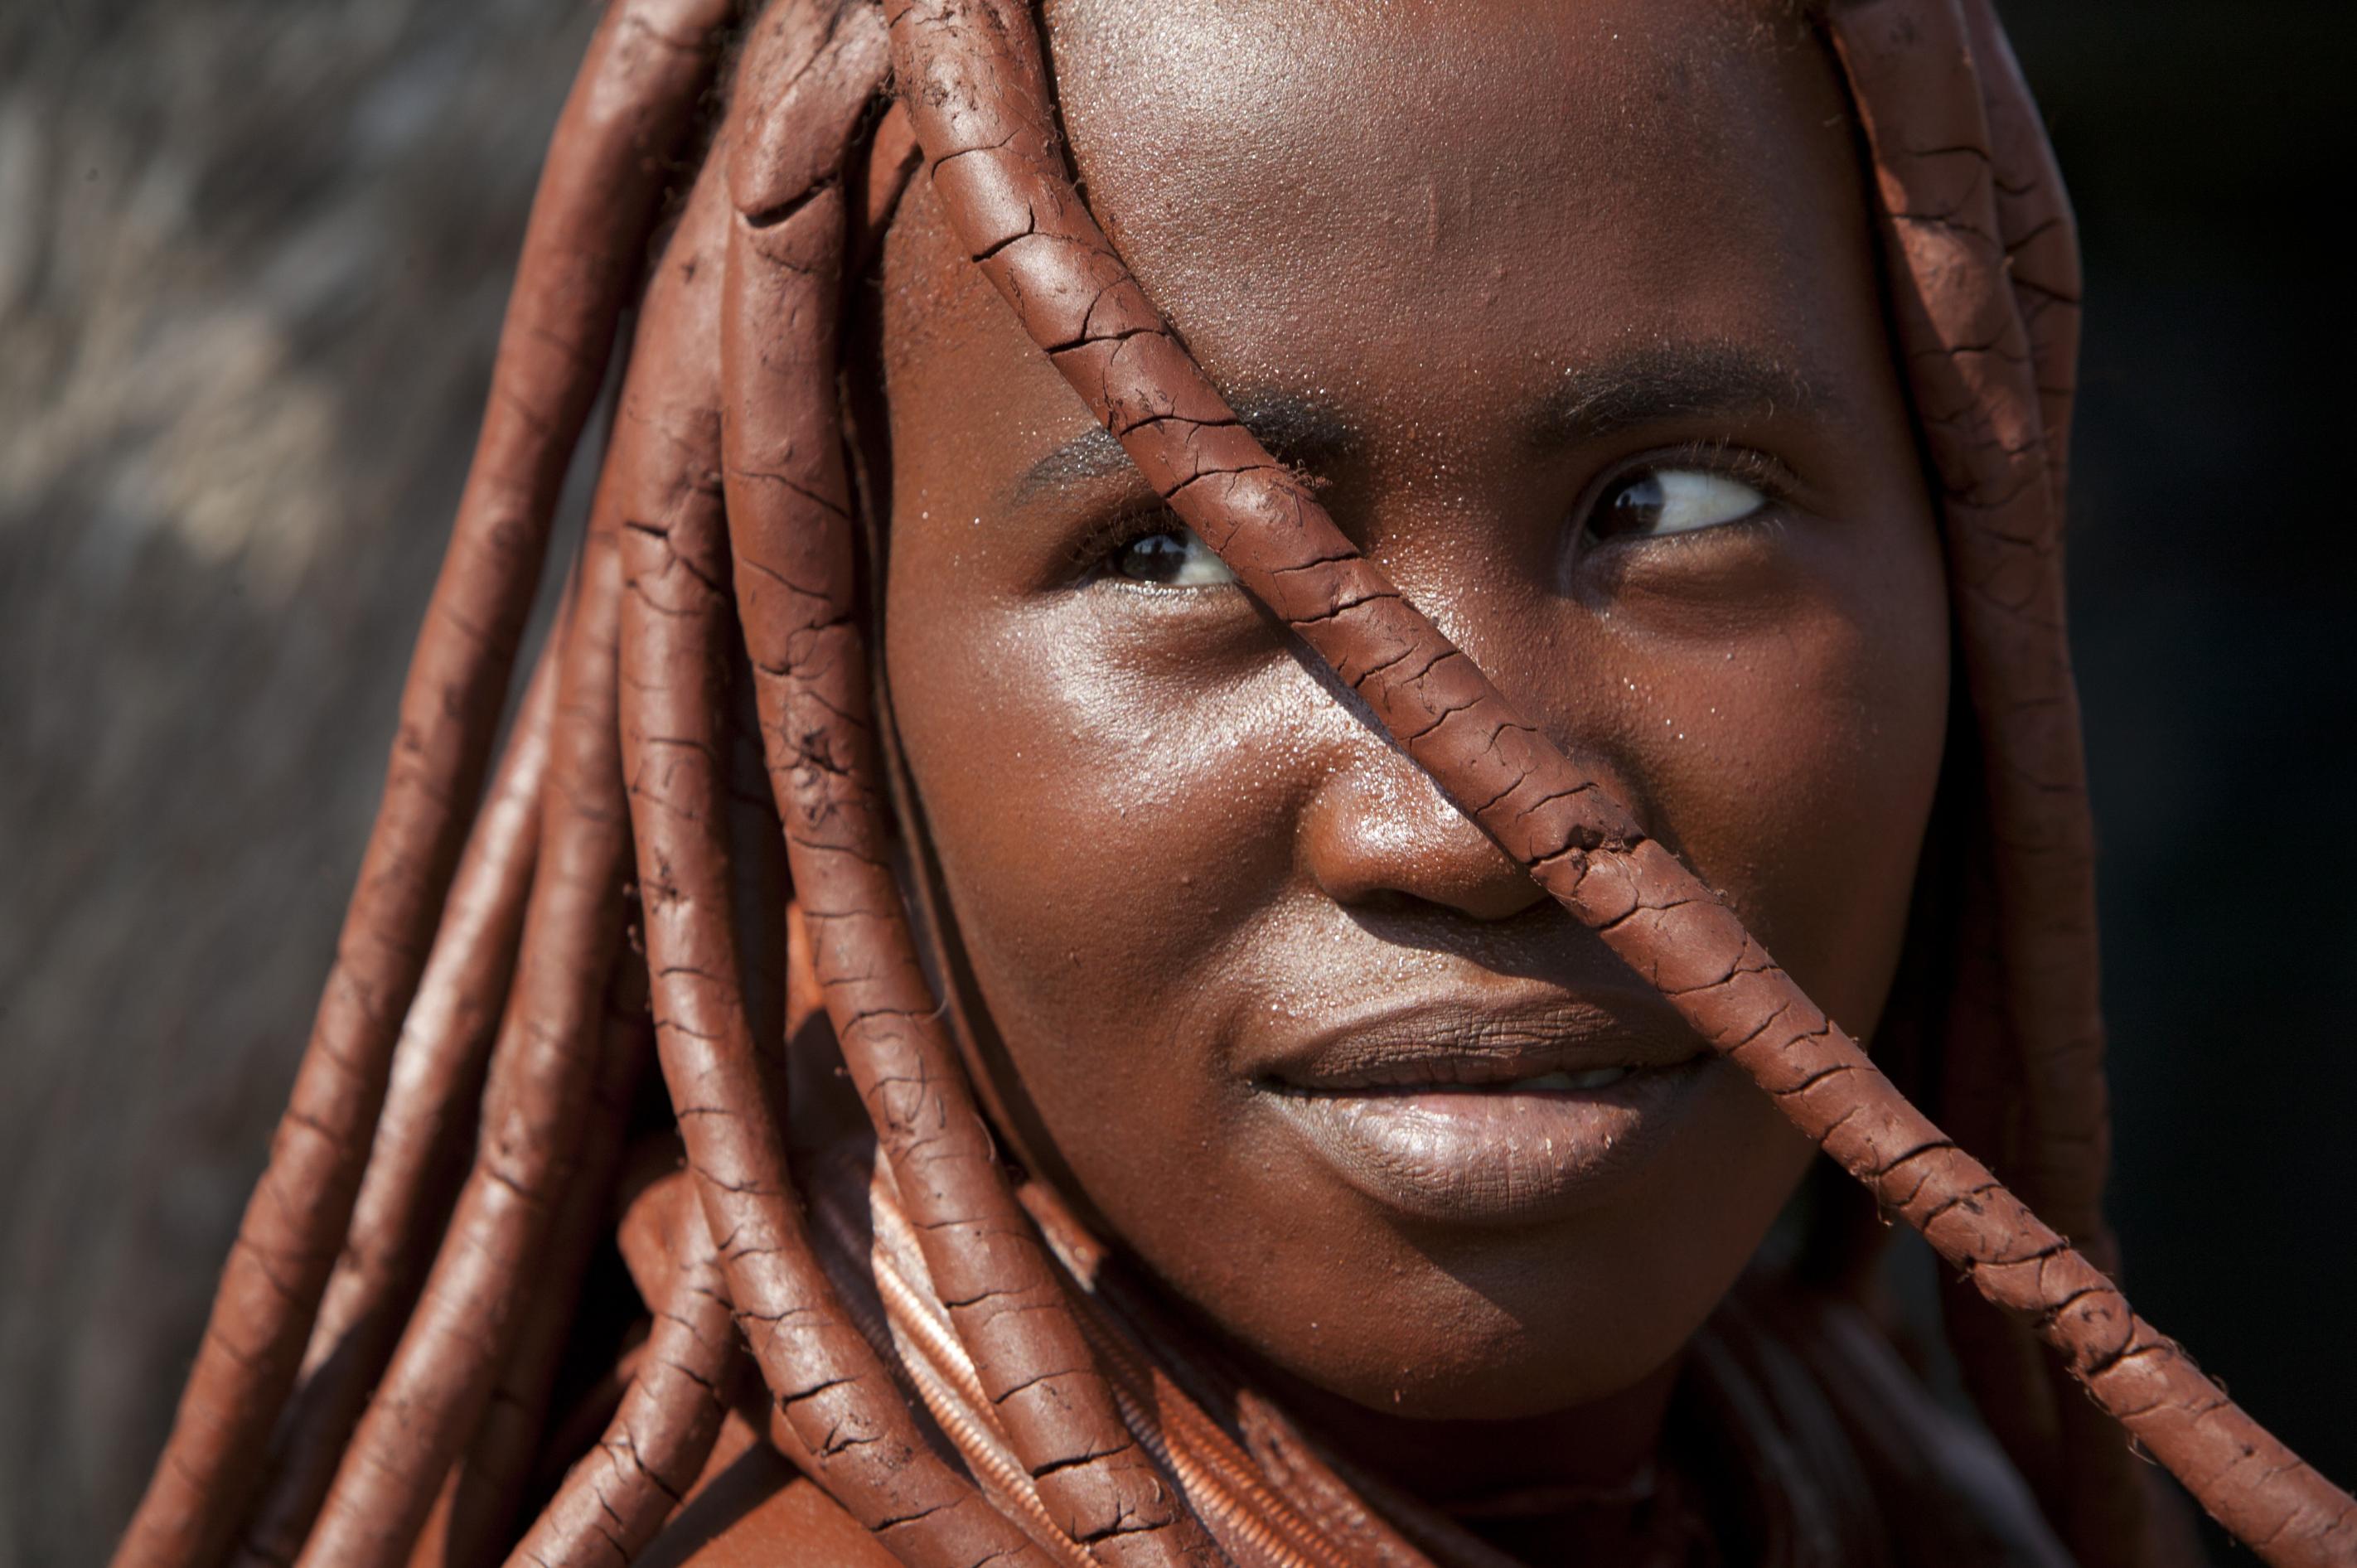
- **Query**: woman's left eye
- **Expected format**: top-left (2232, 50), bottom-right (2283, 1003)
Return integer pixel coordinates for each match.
top-left (1587, 467), bottom-right (1767, 542)
top-left (1106, 520), bottom-right (1238, 588)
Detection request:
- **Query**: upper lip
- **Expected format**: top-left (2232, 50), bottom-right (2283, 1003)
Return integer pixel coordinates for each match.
top-left (1248, 988), bottom-right (1706, 1092)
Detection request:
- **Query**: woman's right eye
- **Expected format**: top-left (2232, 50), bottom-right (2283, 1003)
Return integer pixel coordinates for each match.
top-left (1106, 520), bottom-right (1238, 588)
top-left (1585, 465), bottom-right (1768, 544)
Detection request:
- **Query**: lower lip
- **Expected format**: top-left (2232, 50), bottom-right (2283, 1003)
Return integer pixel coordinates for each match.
top-left (1260, 1059), bottom-right (1713, 1226)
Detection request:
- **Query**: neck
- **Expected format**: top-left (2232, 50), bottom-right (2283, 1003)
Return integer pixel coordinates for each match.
top-left (1259, 1353), bottom-right (1687, 1518)
top-left (1000, 1177), bottom-right (1706, 1560)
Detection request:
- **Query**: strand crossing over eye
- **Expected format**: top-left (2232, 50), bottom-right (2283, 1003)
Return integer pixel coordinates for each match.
top-left (1112, 521), bottom-right (1238, 587)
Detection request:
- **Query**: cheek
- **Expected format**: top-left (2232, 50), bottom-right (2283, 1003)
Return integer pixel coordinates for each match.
top-left (885, 586), bottom-right (1309, 1120)
top-left (1585, 518), bottom-right (1949, 1033)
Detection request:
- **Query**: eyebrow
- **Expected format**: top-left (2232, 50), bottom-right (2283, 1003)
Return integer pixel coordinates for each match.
top-left (1009, 390), bottom-right (1353, 507)
top-left (1006, 342), bottom-right (1837, 506)
top-left (1540, 341), bottom-right (1839, 444)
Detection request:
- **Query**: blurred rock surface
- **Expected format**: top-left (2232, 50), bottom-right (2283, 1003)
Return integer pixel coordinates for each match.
top-left (0, 2), bottom-right (588, 1559)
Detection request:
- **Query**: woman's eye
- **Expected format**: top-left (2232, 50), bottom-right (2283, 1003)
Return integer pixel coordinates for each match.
top-left (1108, 522), bottom-right (1237, 587)
top-left (1589, 467), bottom-right (1767, 542)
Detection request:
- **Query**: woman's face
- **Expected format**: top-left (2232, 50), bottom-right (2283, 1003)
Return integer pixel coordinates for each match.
top-left (873, 0), bottom-right (1947, 1424)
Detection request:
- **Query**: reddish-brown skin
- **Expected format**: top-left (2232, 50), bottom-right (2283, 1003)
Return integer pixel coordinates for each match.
top-left (882, 0), bottom-right (1934, 1474)
top-left (118, 2), bottom-right (2357, 1566)
top-left (883, 0), bottom-right (2357, 1561)
top-left (109, 7), bottom-right (734, 1565)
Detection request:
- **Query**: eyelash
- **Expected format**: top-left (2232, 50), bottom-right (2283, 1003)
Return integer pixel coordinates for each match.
top-left (1068, 504), bottom-right (1197, 585)
top-left (1583, 440), bottom-right (1791, 530)
top-left (1068, 440), bottom-right (1798, 586)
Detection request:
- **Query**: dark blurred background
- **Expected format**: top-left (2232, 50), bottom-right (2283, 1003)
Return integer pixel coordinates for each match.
top-left (2, 2), bottom-right (2351, 1562)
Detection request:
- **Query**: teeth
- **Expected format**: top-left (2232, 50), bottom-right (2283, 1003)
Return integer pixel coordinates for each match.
top-left (1509, 1066), bottom-right (1629, 1091)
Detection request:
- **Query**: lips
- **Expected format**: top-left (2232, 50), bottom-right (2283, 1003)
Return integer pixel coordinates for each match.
top-left (1246, 992), bottom-right (1716, 1227)
top-left (1252, 991), bottom-right (1704, 1088)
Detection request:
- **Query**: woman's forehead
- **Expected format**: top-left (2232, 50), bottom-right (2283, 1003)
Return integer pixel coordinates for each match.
top-left (880, 0), bottom-right (1879, 485)
top-left (1042, 0), bottom-right (1823, 187)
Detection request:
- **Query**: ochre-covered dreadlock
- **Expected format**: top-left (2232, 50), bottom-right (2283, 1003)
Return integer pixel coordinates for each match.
top-left (112, 5), bottom-right (735, 1565)
top-left (114, 2), bottom-right (2355, 1566)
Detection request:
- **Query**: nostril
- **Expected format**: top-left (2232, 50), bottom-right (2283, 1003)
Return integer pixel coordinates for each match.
top-left (1336, 887), bottom-right (1420, 921)
top-left (1301, 763), bottom-right (1546, 924)
top-left (1346, 882), bottom-right (1546, 927)
top-left (1403, 851), bottom-right (1547, 924)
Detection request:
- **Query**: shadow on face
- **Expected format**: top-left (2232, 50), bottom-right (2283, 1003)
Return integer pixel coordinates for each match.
top-left (868, 0), bottom-right (1947, 1444)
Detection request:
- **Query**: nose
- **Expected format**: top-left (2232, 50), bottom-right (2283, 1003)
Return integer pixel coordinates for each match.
top-left (1299, 745), bottom-right (1546, 923)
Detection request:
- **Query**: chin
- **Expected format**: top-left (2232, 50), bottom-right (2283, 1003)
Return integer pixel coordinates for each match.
top-left (1253, 1240), bottom-right (1728, 1424)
